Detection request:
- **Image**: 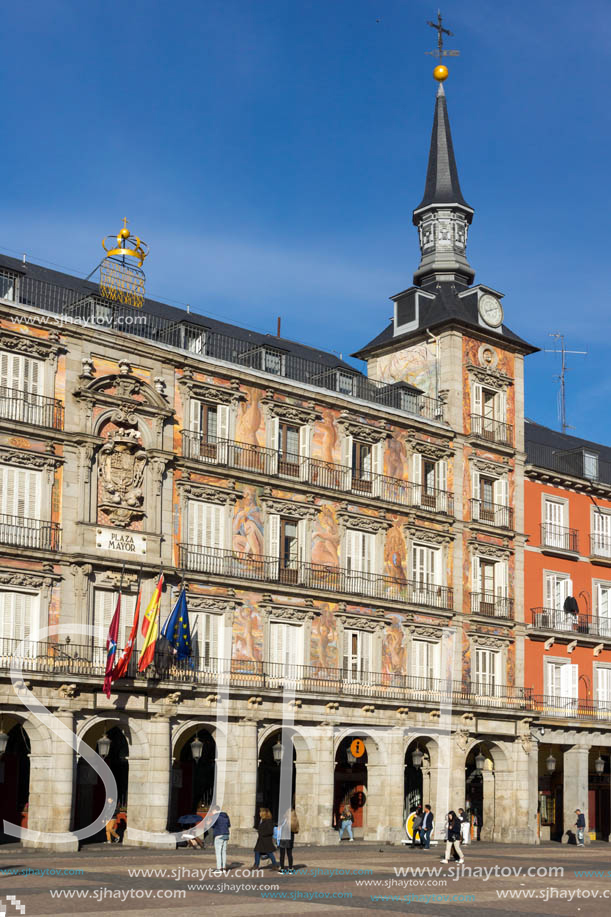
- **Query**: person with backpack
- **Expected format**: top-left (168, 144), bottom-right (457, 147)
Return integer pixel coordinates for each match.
top-left (338, 804), bottom-right (354, 842)
top-left (441, 811), bottom-right (464, 864)
top-left (278, 807), bottom-right (299, 874)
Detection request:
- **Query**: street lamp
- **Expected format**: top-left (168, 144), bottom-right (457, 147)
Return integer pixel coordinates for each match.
top-left (594, 755), bottom-right (605, 776)
top-left (546, 752), bottom-right (557, 774)
top-left (272, 737), bottom-right (284, 765)
top-left (411, 745), bottom-right (424, 769)
top-left (475, 747), bottom-right (486, 772)
top-left (97, 734), bottom-right (111, 759)
top-left (190, 736), bottom-right (204, 763)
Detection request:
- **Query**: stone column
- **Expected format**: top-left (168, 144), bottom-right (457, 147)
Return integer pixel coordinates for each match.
top-left (563, 744), bottom-right (590, 844)
top-left (229, 718), bottom-right (259, 847)
top-left (481, 769), bottom-right (495, 842)
top-left (309, 725), bottom-right (336, 845)
top-left (23, 709), bottom-right (78, 852)
top-left (124, 715), bottom-right (174, 848)
top-left (385, 730), bottom-right (407, 844)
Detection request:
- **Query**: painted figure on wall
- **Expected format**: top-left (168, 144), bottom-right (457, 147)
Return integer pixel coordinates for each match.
top-left (236, 389), bottom-right (264, 447)
top-left (312, 410), bottom-right (339, 464)
top-left (375, 343), bottom-right (437, 399)
top-left (312, 505), bottom-right (340, 567)
top-left (311, 603), bottom-right (338, 669)
top-left (384, 435), bottom-right (409, 481)
top-left (384, 523), bottom-right (407, 582)
top-left (232, 486), bottom-right (264, 557)
top-left (382, 619), bottom-right (406, 676)
top-left (233, 601), bottom-right (262, 662)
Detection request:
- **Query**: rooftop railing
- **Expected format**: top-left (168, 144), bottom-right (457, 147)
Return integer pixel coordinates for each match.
top-left (177, 544), bottom-right (454, 609)
top-left (4, 270), bottom-right (446, 423)
top-left (181, 432), bottom-right (454, 514)
top-left (0, 386), bottom-right (64, 430)
top-left (469, 413), bottom-right (513, 447)
top-left (0, 514), bottom-right (61, 551)
top-left (540, 523), bottom-right (579, 553)
top-left (526, 442), bottom-right (611, 486)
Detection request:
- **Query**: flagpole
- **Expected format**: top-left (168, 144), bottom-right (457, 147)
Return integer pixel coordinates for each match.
top-left (118, 562), bottom-right (125, 643)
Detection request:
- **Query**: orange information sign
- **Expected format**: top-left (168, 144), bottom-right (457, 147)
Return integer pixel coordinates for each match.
top-left (350, 738), bottom-right (365, 759)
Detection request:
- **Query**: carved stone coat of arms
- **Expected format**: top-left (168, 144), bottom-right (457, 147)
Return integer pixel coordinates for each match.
top-left (98, 430), bottom-right (147, 526)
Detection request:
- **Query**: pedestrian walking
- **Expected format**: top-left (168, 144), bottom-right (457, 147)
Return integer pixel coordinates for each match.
top-left (412, 806), bottom-right (423, 847)
top-left (458, 808), bottom-right (470, 846)
top-left (420, 804), bottom-right (434, 849)
top-left (575, 809), bottom-right (586, 846)
top-left (209, 804), bottom-right (231, 871)
top-left (441, 811), bottom-right (464, 864)
top-left (278, 807), bottom-right (299, 874)
top-left (105, 798), bottom-right (120, 844)
top-left (252, 807), bottom-right (277, 869)
top-left (338, 804), bottom-right (354, 841)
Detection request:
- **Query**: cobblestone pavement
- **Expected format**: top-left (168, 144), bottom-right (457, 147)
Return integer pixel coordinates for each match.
top-left (1, 840), bottom-right (610, 916)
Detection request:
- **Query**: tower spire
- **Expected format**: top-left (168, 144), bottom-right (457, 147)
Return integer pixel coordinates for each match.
top-left (412, 16), bottom-right (474, 287)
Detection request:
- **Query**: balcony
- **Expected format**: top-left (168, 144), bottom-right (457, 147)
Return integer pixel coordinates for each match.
top-left (470, 499), bottom-right (514, 529)
top-left (0, 386), bottom-right (64, 430)
top-left (178, 544), bottom-right (454, 608)
top-left (469, 413), bottom-right (513, 447)
top-left (531, 607), bottom-right (611, 639)
top-left (590, 534), bottom-right (611, 560)
top-left (6, 271), bottom-right (446, 424)
top-left (181, 431), bottom-right (454, 514)
top-left (540, 523), bottom-right (579, 554)
top-left (0, 638), bottom-right (530, 711)
top-left (531, 694), bottom-right (611, 722)
top-left (470, 591), bottom-right (514, 619)
top-left (0, 514), bottom-right (61, 551)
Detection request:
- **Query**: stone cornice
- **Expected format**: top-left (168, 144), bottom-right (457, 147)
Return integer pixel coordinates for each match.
top-left (468, 632), bottom-right (512, 648)
top-left (185, 593), bottom-right (240, 613)
top-left (73, 373), bottom-right (173, 417)
top-left (470, 455), bottom-right (510, 475)
top-left (176, 478), bottom-right (238, 505)
top-left (0, 328), bottom-right (63, 360)
top-left (0, 570), bottom-right (56, 589)
top-left (261, 491), bottom-right (317, 519)
top-left (0, 445), bottom-right (63, 471)
top-left (259, 602), bottom-right (315, 623)
top-left (405, 523), bottom-right (453, 545)
top-left (337, 413), bottom-right (389, 444)
top-left (407, 624), bottom-right (444, 639)
top-left (525, 464), bottom-right (611, 499)
top-left (469, 537), bottom-right (512, 559)
top-left (337, 612), bottom-right (384, 633)
top-left (466, 362), bottom-right (513, 390)
top-left (261, 394), bottom-right (321, 425)
top-left (408, 434), bottom-right (453, 460)
top-left (337, 507), bottom-right (391, 534)
top-left (178, 374), bottom-right (245, 405)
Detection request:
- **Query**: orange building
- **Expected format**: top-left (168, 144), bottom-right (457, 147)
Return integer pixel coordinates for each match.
top-left (525, 420), bottom-right (611, 842)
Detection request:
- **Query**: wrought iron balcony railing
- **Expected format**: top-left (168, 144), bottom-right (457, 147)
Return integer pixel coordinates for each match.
top-left (3, 270), bottom-right (446, 423)
top-left (470, 499), bottom-right (514, 529)
top-left (590, 534), bottom-right (611, 559)
top-left (469, 413), bottom-right (513, 447)
top-left (470, 591), bottom-right (514, 619)
top-left (0, 638), bottom-right (531, 710)
top-left (0, 386), bottom-right (64, 430)
top-left (531, 694), bottom-right (611, 721)
top-left (181, 432), bottom-right (454, 514)
top-left (178, 544), bottom-right (454, 608)
top-left (0, 513), bottom-right (61, 551)
top-left (530, 607), bottom-right (611, 639)
top-left (540, 523), bottom-right (579, 553)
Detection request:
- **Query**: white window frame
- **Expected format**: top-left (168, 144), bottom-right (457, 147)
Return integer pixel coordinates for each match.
top-left (190, 610), bottom-right (226, 671)
top-left (342, 628), bottom-right (372, 683)
top-left (594, 580), bottom-right (611, 637)
top-left (544, 657), bottom-right (578, 710)
top-left (411, 638), bottom-right (441, 686)
top-left (594, 664), bottom-right (611, 712)
top-left (542, 495), bottom-right (568, 548)
top-left (0, 588), bottom-right (41, 654)
top-left (592, 509), bottom-right (611, 558)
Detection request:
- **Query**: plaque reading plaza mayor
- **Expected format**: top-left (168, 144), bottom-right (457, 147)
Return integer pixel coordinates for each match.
top-left (95, 527), bottom-right (147, 555)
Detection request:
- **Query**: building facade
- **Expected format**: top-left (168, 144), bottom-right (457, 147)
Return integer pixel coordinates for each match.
top-left (0, 76), bottom-right (587, 852)
top-left (524, 421), bottom-right (611, 842)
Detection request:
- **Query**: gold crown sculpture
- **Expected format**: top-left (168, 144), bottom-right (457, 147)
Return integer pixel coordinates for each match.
top-left (102, 218), bottom-right (149, 267)
top-left (99, 218), bottom-right (148, 308)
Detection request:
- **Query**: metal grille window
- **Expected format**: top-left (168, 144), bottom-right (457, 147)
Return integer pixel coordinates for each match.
top-left (0, 270), bottom-right (16, 302)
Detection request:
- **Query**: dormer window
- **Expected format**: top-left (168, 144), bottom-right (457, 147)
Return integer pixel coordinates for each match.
top-left (0, 270), bottom-right (16, 302)
top-left (239, 345), bottom-right (286, 376)
top-left (583, 451), bottom-right (599, 481)
top-left (310, 368), bottom-right (357, 396)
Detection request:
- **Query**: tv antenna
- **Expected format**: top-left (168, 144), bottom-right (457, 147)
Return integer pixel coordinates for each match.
top-left (544, 333), bottom-right (587, 434)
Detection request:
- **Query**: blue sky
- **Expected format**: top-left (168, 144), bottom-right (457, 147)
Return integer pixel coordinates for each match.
top-left (2, 0), bottom-right (610, 442)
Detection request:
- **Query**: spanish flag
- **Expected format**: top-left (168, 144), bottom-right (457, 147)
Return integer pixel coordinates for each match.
top-left (138, 573), bottom-right (164, 672)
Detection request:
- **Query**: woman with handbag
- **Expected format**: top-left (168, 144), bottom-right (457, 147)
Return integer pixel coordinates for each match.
top-left (252, 807), bottom-right (277, 869)
top-left (278, 807), bottom-right (299, 874)
top-left (441, 811), bottom-right (464, 864)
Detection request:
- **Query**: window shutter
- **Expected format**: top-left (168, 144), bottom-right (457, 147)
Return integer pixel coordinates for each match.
top-left (341, 434), bottom-right (353, 490)
top-left (495, 390), bottom-right (506, 423)
top-left (217, 404), bottom-right (230, 442)
top-left (298, 424), bottom-right (310, 481)
top-left (190, 399), bottom-right (202, 434)
top-left (544, 574), bottom-right (555, 609)
top-left (412, 640), bottom-right (426, 681)
top-left (598, 584), bottom-right (610, 620)
top-left (202, 612), bottom-right (219, 666)
top-left (268, 414), bottom-right (279, 451)
top-left (496, 562), bottom-right (508, 599)
top-left (360, 631), bottom-right (371, 679)
top-left (568, 664), bottom-right (579, 700)
top-left (346, 529), bottom-right (357, 575)
top-left (188, 500), bottom-right (205, 546)
top-left (268, 513), bottom-right (280, 579)
top-left (342, 628), bottom-right (350, 675)
top-left (559, 577), bottom-right (572, 606)
top-left (494, 476), bottom-right (508, 507)
top-left (362, 532), bottom-right (373, 575)
top-left (436, 459), bottom-right (447, 504)
top-left (472, 383), bottom-right (483, 416)
top-left (595, 667), bottom-right (611, 703)
top-left (412, 453), bottom-right (422, 505)
top-left (472, 555), bottom-right (481, 593)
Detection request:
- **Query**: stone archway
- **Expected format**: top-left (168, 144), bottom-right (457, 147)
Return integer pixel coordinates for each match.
top-left (257, 729), bottom-right (297, 825)
top-left (74, 721), bottom-right (130, 843)
top-left (332, 730), bottom-right (386, 841)
top-left (464, 740), bottom-right (511, 842)
top-left (0, 720), bottom-right (31, 843)
top-left (170, 726), bottom-right (217, 829)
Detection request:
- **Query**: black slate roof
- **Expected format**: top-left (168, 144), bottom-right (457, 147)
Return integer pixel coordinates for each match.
top-left (352, 280), bottom-right (537, 359)
top-left (413, 84), bottom-right (472, 216)
top-left (0, 252), bottom-right (359, 373)
top-left (525, 419), bottom-right (611, 485)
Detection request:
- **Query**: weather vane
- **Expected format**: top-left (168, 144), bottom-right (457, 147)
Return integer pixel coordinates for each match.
top-left (99, 218), bottom-right (149, 309)
top-left (425, 10), bottom-right (460, 82)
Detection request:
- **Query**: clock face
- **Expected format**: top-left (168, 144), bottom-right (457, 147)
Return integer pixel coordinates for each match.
top-left (479, 294), bottom-right (503, 328)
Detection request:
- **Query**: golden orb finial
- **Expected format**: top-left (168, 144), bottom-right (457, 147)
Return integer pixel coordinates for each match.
top-left (102, 219), bottom-right (148, 268)
top-left (434, 64), bottom-right (449, 82)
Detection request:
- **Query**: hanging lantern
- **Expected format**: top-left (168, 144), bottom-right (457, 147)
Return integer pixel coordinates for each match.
top-left (475, 748), bottom-right (486, 772)
top-left (97, 734), bottom-right (111, 759)
top-left (411, 745), bottom-right (424, 769)
top-left (546, 753), bottom-right (557, 774)
top-left (594, 755), bottom-right (605, 775)
top-left (0, 731), bottom-right (9, 756)
top-left (346, 746), bottom-right (356, 766)
top-left (190, 736), bottom-right (204, 763)
top-left (272, 737), bottom-right (284, 765)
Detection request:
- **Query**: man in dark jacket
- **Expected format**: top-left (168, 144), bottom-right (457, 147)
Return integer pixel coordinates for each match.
top-left (575, 809), bottom-right (586, 846)
top-left (421, 805), bottom-right (434, 849)
top-left (209, 805), bottom-right (231, 871)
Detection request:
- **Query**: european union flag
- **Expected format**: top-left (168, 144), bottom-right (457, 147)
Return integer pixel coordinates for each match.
top-left (160, 588), bottom-right (192, 661)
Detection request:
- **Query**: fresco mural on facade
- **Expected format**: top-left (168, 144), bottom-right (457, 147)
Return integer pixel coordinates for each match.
top-left (311, 409), bottom-right (340, 465)
top-left (232, 593), bottom-right (263, 662)
top-left (236, 387), bottom-right (265, 447)
top-left (372, 341), bottom-right (438, 399)
top-left (232, 485), bottom-right (264, 557)
top-left (310, 602), bottom-right (338, 670)
top-left (382, 614), bottom-right (407, 675)
top-left (384, 433), bottom-right (410, 481)
top-left (312, 504), bottom-right (340, 567)
top-left (384, 521), bottom-right (408, 582)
